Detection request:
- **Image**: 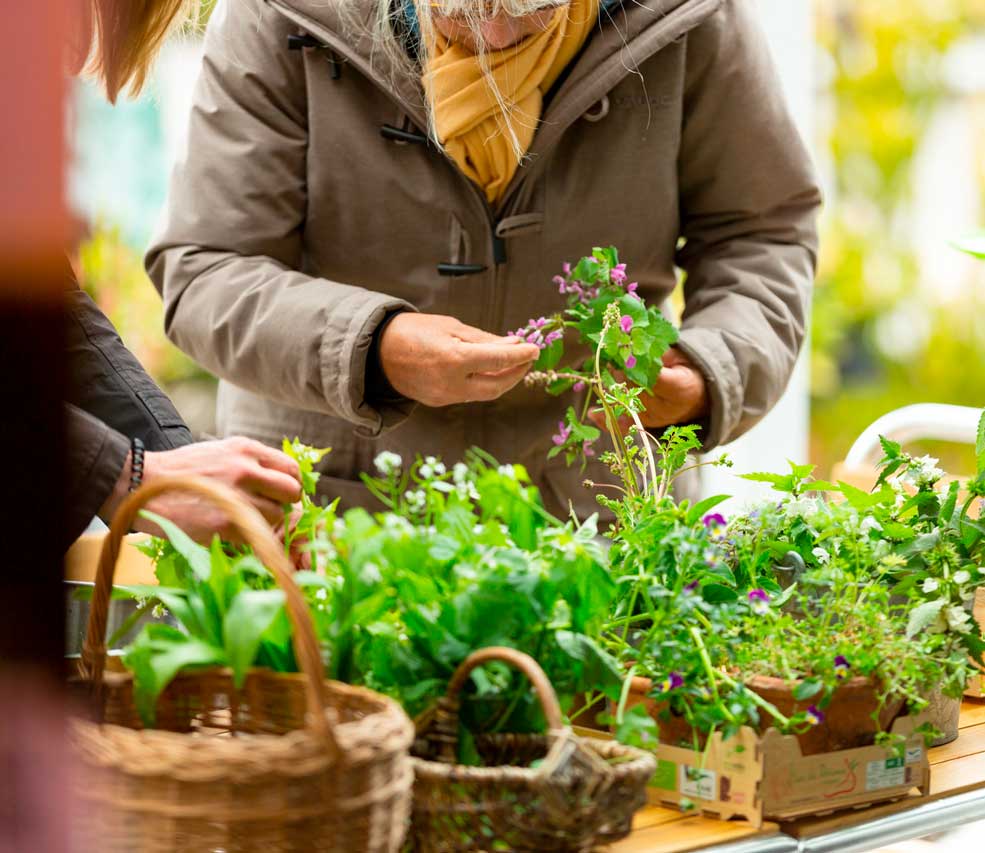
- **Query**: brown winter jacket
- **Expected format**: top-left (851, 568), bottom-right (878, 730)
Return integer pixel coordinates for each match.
top-left (146, 0), bottom-right (821, 518)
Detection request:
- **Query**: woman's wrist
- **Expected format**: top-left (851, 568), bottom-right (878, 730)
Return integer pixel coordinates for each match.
top-left (97, 449), bottom-right (133, 524)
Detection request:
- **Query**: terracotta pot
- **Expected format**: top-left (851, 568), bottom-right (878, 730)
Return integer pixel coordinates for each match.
top-left (625, 674), bottom-right (906, 756)
top-left (623, 676), bottom-right (708, 748)
top-left (745, 675), bottom-right (905, 755)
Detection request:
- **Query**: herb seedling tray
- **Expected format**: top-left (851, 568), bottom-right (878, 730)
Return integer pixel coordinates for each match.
top-left (638, 714), bottom-right (930, 827)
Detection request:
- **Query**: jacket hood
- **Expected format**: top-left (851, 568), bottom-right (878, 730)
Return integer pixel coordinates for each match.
top-left (263, 0), bottom-right (723, 128)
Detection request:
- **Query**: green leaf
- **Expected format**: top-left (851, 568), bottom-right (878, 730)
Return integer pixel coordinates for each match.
top-left (838, 481), bottom-right (894, 511)
top-left (906, 599), bottom-right (946, 639)
top-left (222, 589), bottom-right (287, 687)
top-left (793, 678), bottom-right (823, 701)
top-left (685, 495), bottom-right (729, 527)
top-left (740, 472), bottom-right (793, 491)
top-left (879, 435), bottom-right (903, 460)
top-left (555, 631), bottom-right (622, 693)
top-left (702, 583), bottom-right (738, 603)
top-left (535, 337), bottom-right (564, 371)
top-left (951, 233), bottom-right (985, 259)
top-left (139, 510), bottom-right (212, 582)
top-left (977, 410), bottom-right (985, 477)
top-left (123, 624), bottom-right (224, 726)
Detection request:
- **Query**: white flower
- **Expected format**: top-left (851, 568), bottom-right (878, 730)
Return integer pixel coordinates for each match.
top-left (812, 546), bottom-right (831, 565)
top-left (419, 463), bottom-right (434, 479)
top-left (860, 516), bottom-right (883, 535)
top-left (404, 489), bottom-right (427, 511)
top-left (945, 605), bottom-right (972, 634)
top-left (978, 566), bottom-right (985, 575)
top-left (922, 578), bottom-right (940, 593)
top-left (452, 463), bottom-right (469, 484)
top-left (425, 456), bottom-right (438, 466)
top-left (498, 464), bottom-right (517, 479)
top-left (786, 497), bottom-right (819, 519)
top-left (374, 451), bottom-right (402, 476)
top-left (431, 481), bottom-right (454, 493)
top-left (903, 455), bottom-right (944, 489)
top-left (954, 570), bottom-right (971, 586)
top-left (361, 562), bottom-right (382, 584)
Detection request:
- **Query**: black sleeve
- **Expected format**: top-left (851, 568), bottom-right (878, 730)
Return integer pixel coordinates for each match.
top-left (63, 404), bottom-right (129, 549)
top-left (64, 283), bottom-right (194, 452)
top-left (364, 309), bottom-right (410, 407)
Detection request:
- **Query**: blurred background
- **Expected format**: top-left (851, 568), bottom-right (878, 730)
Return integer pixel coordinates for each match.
top-left (68, 0), bottom-right (985, 483)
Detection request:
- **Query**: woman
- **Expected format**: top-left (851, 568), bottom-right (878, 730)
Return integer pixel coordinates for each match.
top-left (65, 0), bottom-right (303, 546)
top-left (147, 0), bottom-right (821, 518)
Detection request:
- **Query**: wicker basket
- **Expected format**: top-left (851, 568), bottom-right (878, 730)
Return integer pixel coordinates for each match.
top-left (410, 647), bottom-right (656, 852)
top-left (69, 475), bottom-right (414, 853)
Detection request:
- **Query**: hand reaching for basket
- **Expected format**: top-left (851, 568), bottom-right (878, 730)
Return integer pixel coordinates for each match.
top-left (99, 437), bottom-right (302, 543)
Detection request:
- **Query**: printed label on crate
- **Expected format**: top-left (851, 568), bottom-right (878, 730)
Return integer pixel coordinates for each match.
top-left (905, 746), bottom-right (923, 764)
top-left (680, 765), bottom-right (717, 800)
top-left (651, 759), bottom-right (677, 792)
top-left (865, 756), bottom-right (906, 791)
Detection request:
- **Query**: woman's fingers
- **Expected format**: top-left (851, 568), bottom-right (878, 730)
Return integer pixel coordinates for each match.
top-left (466, 362), bottom-right (532, 400)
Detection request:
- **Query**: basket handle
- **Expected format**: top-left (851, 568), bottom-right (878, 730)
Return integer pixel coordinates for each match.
top-left (79, 475), bottom-right (334, 747)
top-left (447, 646), bottom-right (566, 731)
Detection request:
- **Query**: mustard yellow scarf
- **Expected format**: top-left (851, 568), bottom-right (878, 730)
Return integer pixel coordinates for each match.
top-left (422, 0), bottom-right (600, 204)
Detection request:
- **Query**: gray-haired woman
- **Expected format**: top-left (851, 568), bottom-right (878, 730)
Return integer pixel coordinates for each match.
top-left (148, 0), bottom-right (821, 517)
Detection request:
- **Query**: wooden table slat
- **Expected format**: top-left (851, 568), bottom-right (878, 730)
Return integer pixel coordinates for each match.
top-left (609, 699), bottom-right (985, 852)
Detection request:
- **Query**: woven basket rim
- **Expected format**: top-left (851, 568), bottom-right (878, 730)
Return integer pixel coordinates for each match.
top-left (71, 668), bottom-right (414, 780)
top-left (411, 733), bottom-right (655, 782)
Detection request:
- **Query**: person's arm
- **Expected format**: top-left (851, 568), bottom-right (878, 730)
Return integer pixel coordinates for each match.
top-left (663, 0), bottom-right (822, 450)
top-left (65, 283), bottom-right (193, 450)
top-left (64, 404), bottom-right (130, 549)
top-left (145, 0), bottom-right (536, 437)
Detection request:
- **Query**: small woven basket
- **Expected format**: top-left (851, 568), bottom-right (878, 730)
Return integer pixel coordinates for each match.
top-left (69, 475), bottom-right (414, 853)
top-left (410, 647), bottom-right (656, 852)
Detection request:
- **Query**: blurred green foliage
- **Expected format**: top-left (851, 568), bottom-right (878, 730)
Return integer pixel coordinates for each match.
top-left (812, 0), bottom-right (985, 476)
top-left (77, 225), bottom-right (209, 387)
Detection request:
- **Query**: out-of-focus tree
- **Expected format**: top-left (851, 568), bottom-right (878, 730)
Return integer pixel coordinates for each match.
top-left (812, 0), bottom-right (985, 475)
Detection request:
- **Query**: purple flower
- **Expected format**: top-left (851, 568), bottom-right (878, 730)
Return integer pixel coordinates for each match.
top-left (583, 439), bottom-right (596, 458)
top-left (805, 705), bottom-right (825, 726)
top-left (552, 276), bottom-right (565, 289)
top-left (610, 263), bottom-right (628, 285)
top-left (747, 589), bottom-right (771, 615)
top-left (552, 421), bottom-right (571, 447)
top-left (531, 316), bottom-right (547, 329)
top-left (834, 655), bottom-right (851, 680)
top-left (544, 330), bottom-right (562, 346)
top-left (573, 381), bottom-right (586, 393)
top-left (620, 314), bottom-right (634, 334)
top-left (659, 671), bottom-right (685, 693)
top-left (626, 282), bottom-right (639, 295)
top-left (625, 355), bottom-right (637, 370)
top-left (562, 262), bottom-right (571, 275)
top-left (702, 513), bottom-right (727, 530)
top-left (683, 580), bottom-right (699, 595)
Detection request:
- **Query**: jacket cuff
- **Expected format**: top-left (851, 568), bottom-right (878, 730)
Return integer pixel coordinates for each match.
top-left (319, 288), bottom-right (418, 437)
top-left (674, 327), bottom-right (743, 452)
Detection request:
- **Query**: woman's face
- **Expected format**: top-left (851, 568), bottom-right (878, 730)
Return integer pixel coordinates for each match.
top-left (433, 6), bottom-right (560, 52)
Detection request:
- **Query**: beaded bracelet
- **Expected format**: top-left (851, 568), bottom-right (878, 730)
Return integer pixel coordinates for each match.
top-left (129, 437), bottom-right (145, 493)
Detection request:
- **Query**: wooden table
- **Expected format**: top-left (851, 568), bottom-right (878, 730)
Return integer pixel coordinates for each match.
top-left (608, 699), bottom-right (985, 853)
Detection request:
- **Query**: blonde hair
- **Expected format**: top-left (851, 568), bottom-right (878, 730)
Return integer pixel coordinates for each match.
top-left (354, 0), bottom-right (568, 159)
top-left (71, 0), bottom-right (197, 103)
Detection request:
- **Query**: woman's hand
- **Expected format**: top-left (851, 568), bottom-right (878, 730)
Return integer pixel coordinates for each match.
top-left (379, 313), bottom-right (540, 407)
top-left (590, 348), bottom-right (710, 432)
top-left (100, 437), bottom-right (302, 542)
top-left (636, 348), bottom-right (710, 428)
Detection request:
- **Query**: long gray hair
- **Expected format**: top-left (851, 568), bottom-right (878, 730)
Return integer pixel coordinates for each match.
top-left (350, 0), bottom-right (572, 160)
